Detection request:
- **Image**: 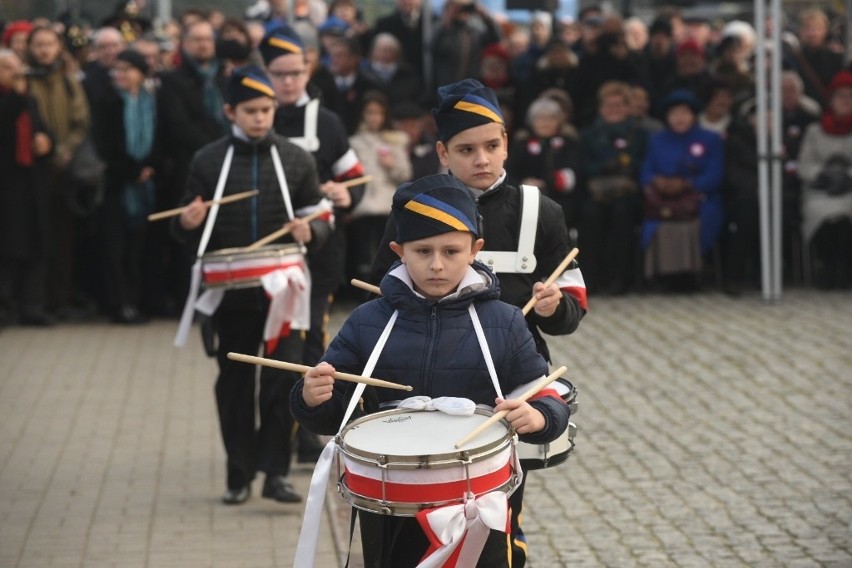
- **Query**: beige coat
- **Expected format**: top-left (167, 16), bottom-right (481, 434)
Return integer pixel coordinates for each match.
top-left (27, 65), bottom-right (90, 169)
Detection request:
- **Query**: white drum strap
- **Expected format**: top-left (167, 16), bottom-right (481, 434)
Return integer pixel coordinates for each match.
top-left (475, 184), bottom-right (539, 273)
top-left (294, 309), bottom-right (399, 568)
top-left (269, 145), bottom-right (296, 222)
top-left (468, 304), bottom-right (504, 400)
top-left (288, 99), bottom-right (320, 152)
top-left (174, 145), bottom-right (234, 347)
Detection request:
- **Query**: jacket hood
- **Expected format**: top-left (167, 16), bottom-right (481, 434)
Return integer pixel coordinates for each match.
top-left (379, 259), bottom-right (501, 311)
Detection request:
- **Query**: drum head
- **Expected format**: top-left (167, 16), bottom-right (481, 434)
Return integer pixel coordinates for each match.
top-left (340, 408), bottom-right (510, 465)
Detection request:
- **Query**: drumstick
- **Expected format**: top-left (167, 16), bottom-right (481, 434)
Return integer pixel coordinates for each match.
top-left (226, 352), bottom-right (414, 391)
top-left (147, 189), bottom-right (260, 222)
top-left (351, 278), bottom-right (381, 296)
top-left (521, 247), bottom-right (580, 316)
top-left (339, 175), bottom-right (372, 188)
top-left (243, 208), bottom-right (327, 252)
top-left (454, 365), bottom-right (568, 449)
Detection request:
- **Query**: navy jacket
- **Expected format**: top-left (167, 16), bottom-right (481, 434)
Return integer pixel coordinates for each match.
top-left (290, 261), bottom-right (570, 445)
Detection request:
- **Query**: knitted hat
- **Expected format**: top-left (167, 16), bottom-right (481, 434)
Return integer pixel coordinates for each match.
top-left (115, 48), bottom-right (149, 75)
top-left (2, 20), bottom-right (34, 46)
top-left (432, 79), bottom-right (504, 143)
top-left (226, 65), bottom-right (275, 106)
top-left (827, 70), bottom-right (852, 95)
top-left (259, 24), bottom-right (304, 66)
top-left (661, 89), bottom-right (701, 115)
top-left (393, 174), bottom-right (480, 243)
top-left (675, 38), bottom-right (704, 60)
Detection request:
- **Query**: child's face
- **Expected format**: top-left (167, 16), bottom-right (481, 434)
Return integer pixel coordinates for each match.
top-left (436, 122), bottom-right (508, 191)
top-left (225, 96), bottom-right (276, 139)
top-left (390, 232), bottom-right (485, 300)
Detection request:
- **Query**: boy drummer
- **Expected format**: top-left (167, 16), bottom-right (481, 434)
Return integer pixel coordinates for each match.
top-left (175, 65), bottom-right (330, 506)
top-left (370, 78), bottom-right (587, 565)
top-left (291, 174), bottom-right (571, 567)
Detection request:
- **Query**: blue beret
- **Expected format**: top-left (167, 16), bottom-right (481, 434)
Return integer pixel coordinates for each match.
top-left (661, 89), bottom-right (701, 115)
top-left (432, 79), bottom-right (505, 143)
top-left (226, 65), bottom-right (275, 106)
top-left (259, 24), bottom-right (305, 65)
top-left (393, 174), bottom-right (480, 243)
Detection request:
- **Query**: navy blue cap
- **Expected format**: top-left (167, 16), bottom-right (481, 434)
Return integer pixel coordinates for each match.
top-left (432, 79), bottom-right (505, 143)
top-left (393, 174), bottom-right (480, 243)
top-left (259, 24), bottom-right (305, 65)
top-left (661, 89), bottom-right (701, 115)
top-left (226, 65), bottom-right (275, 106)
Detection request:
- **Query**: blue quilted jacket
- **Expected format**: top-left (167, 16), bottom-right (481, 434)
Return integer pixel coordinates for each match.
top-left (290, 260), bottom-right (569, 445)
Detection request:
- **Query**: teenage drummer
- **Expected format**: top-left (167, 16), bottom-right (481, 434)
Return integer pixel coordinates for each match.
top-left (291, 174), bottom-right (571, 567)
top-left (174, 65), bottom-right (330, 506)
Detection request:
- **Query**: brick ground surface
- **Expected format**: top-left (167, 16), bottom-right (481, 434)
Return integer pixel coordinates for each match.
top-left (1, 289), bottom-right (850, 567)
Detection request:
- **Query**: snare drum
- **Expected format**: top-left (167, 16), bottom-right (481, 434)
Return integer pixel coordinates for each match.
top-left (200, 244), bottom-right (305, 289)
top-left (336, 408), bottom-right (520, 516)
top-left (517, 378), bottom-right (578, 470)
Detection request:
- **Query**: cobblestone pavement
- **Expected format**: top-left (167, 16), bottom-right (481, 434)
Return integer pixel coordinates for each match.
top-left (1, 290), bottom-right (850, 567)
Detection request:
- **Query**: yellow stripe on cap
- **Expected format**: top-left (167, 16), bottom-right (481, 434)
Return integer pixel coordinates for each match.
top-left (268, 36), bottom-right (303, 54)
top-left (241, 76), bottom-right (274, 98)
top-left (404, 200), bottom-right (472, 232)
top-left (454, 100), bottom-right (504, 124)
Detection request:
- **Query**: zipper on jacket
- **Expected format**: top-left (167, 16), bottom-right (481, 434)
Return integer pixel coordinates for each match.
top-left (422, 305), bottom-right (438, 394)
top-left (250, 147), bottom-right (259, 242)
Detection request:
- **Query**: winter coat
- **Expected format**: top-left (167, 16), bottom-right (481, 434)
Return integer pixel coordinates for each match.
top-left (290, 260), bottom-right (569, 446)
top-left (798, 122), bottom-right (852, 241)
top-left (349, 128), bottom-right (411, 217)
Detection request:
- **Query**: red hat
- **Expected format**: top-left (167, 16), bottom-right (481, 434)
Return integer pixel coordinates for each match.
top-left (2, 20), bottom-right (33, 46)
top-left (827, 71), bottom-right (852, 94)
top-left (675, 39), bottom-right (704, 60)
top-left (481, 43), bottom-right (510, 63)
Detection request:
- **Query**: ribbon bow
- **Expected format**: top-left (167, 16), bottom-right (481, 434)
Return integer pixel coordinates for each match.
top-left (415, 491), bottom-right (510, 568)
top-left (397, 396), bottom-right (476, 416)
top-left (261, 266), bottom-right (310, 352)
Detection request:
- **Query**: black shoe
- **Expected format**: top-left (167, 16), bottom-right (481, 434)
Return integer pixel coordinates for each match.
top-left (19, 309), bottom-right (56, 327)
top-left (222, 485), bottom-right (250, 505)
top-left (262, 475), bottom-right (302, 503)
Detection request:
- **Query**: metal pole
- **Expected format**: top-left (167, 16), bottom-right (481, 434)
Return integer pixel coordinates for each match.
top-left (422, 0), bottom-right (433, 92)
top-left (755, 0), bottom-right (772, 301)
top-left (155, 0), bottom-right (172, 25)
top-left (770, 0), bottom-right (783, 300)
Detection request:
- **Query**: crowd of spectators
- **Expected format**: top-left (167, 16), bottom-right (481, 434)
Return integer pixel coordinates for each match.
top-left (1, 0), bottom-right (851, 328)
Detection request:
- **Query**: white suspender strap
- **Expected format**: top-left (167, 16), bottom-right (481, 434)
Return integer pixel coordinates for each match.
top-left (468, 304), bottom-right (503, 399)
top-left (475, 184), bottom-right (539, 273)
top-left (196, 145), bottom-right (234, 258)
top-left (270, 144), bottom-right (296, 221)
top-left (288, 99), bottom-right (320, 152)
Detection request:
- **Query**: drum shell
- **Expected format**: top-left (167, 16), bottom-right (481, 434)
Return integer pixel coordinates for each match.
top-left (200, 244), bottom-right (305, 289)
top-left (518, 378), bottom-right (578, 471)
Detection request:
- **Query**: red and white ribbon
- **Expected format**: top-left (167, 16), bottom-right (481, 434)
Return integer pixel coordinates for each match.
top-left (261, 266), bottom-right (310, 352)
top-left (415, 491), bottom-right (510, 568)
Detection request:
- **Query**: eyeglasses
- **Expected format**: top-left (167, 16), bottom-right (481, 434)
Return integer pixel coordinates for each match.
top-left (269, 69), bottom-right (306, 81)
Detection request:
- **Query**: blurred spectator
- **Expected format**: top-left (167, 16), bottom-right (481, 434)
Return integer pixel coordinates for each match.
top-left (391, 101), bottom-right (442, 180)
top-left (478, 42), bottom-right (515, 116)
top-left (2, 21), bottom-right (34, 60)
top-left (91, 49), bottom-right (158, 323)
top-left (26, 26), bottom-right (91, 319)
top-left (328, 0), bottom-right (371, 51)
top-left (101, 0), bottom-right (151, 43)
top-left (579, 81), bottom-right (649, 295)
top-left (623, 17), bottom-right (649, 52)
top-left (698, 78), bottom-right (734, 136)
top-left (572, 6), bottom-right (604, 58)
top-left (528, 39), bottom-right (578, 116)
top-left (0, 49), bottom-right (54, 325)
top-left (645, 16), bottom-right (677, 102)
top-left (574, 18), bottom-right (645, 127)
top-left (347, 90), bottom-right (412, 283)
top-left (507, 95), bottom-right (582, 237)
top-left (431, 0), bottom-right (501, 89)
top-left (326, 36), bottom-right (385, 134)
top-left (683, 15), bottom-right (712, 50)
top-left (709, 34), bottom-right (753, 99)
top-left (511, 10), bottom-right (552, 86)
top-left (793, 8), bottom-right (844, 107)
top-left (207, 9), bottom-right (225, 31)
top-left (797, 71), bottom-right (852, 289)
top-left (641, 89), bottom-right (724, 291)
top-left (82, 27), bottom-right (126, 110)
top-left (373, 0), bottom-right (432, 84)
top-left (631, 84), bottom-right (663, 132)
top-left (657, 39), bottom-right (710, 113)
top-left (365, 32), bottom-right (421, 107)
top-left (132, 35), bottom-right (162, 78)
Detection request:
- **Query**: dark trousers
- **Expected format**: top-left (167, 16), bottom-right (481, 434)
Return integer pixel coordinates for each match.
top-left (0, 255), bottom-right (47, 315)
top-left (213, 308), bottom-right (304, 490)
top-left (101, 190), bottom-right (145, 310)
top-left (580, 194), bottom-right (640, 294)
top-left (358, 510), bottom-right (511, 567)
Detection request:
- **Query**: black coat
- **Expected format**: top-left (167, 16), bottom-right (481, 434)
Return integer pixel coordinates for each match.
top-left (0, 89), bottom-right (52, 259)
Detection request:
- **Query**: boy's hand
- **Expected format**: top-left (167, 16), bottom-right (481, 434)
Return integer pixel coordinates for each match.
top-left (179, 196), bottom-right (207, 230)
top-left (303, 362), bottom-right (336, 407)
top-left (494, 397), bottom-right (545, 434)
top-left (321, 180), bottom-right (352, 208)
top-left (286, 216), bottom-right (312, 243)
top-left (531, 281), bottom-right (561, 317)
